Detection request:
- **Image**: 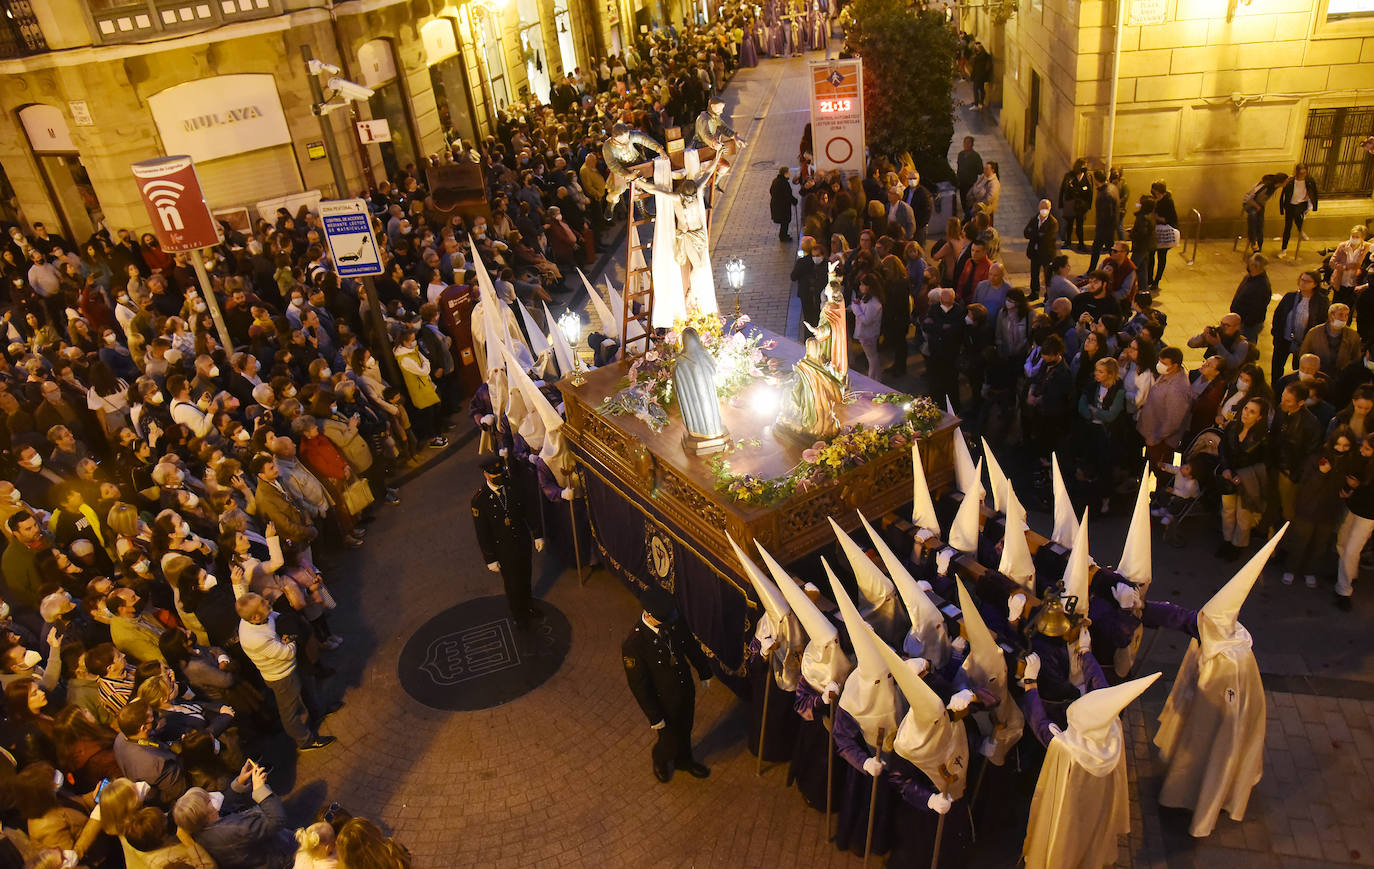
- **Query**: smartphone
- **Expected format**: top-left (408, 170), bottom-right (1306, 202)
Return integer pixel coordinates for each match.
top-left (1171, 451), bottom-right (1183, 467)
top-left (94, 778), bottom-right (110, 804)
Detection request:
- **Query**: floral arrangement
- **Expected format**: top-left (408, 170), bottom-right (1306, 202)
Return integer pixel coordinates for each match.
top-left (707, 394), bottom-right (946, 507)
top-left (596, 313), bottom-right (780, 431)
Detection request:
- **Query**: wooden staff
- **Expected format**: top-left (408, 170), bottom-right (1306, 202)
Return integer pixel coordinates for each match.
top-left (929, 768), bottom-right (957, 869)
top-left (862, 726), bottom-right (887, 868)
top-left (570, 466), bottom-right (585, 586)
top-left (756, 654), bottom-right (772, 776)
top-left (825, 697), bottom-right (836, 841)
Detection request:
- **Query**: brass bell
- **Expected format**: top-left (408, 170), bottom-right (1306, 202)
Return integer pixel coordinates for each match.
top-left (1036, 596), bottom-right (1073, 638)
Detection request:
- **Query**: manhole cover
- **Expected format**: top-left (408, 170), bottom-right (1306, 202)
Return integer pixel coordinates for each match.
top-left (398, 596), bottom-right (571, 710)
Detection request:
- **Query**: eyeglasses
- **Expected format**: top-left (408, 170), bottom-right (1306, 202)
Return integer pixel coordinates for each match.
top-left (323, 801), bottom-right (342, 823)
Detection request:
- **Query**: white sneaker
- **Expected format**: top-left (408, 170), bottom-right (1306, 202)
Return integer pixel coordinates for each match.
top-left (1305, 575), bottom-right (1317, 588)
top-left (1281, 572), bottom-right (1295, 586)
top-left (1301, 230), bottom-right (1311, 241)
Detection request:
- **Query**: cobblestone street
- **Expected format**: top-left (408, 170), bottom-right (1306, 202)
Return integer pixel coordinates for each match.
top-left (282, 46), bottom-right (1374, 869)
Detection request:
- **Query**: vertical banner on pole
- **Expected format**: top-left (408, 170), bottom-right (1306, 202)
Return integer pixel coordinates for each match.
top-left (130, 156), bottom-right (222, 252)
top-left (808, 58), bottom-right (865, 176)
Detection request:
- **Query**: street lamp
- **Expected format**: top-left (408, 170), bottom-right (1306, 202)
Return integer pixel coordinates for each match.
top-left (724, 256), bottom-right (745, 318)
top-left (558, 310), bottom-right (586, 385)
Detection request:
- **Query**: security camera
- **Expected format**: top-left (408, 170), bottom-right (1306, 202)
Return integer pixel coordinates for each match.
top-left (328, 77), bottom-right (375, 101)
top-left (307, 59), bottom-right (341, 76)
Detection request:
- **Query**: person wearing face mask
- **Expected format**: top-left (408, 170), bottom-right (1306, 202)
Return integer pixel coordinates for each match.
top-left (1214, 397), bottom-right (1272, 560)
top-left (106, 588), bottom-right (167, 665)
top-left (1330, 225), bottom-right (1369, 308)
top-left (1023, 198), bottom-right (1059, 301)
top-left (1299, 301), bottom-right (1361, 377)
top-left (791, 236), bottom-right (830, 338)
top-left (471, 456), bottom-right (546, 629)
top-left (850, 273), bottom-right (885, 381)
top-left (1137, 346), bottom-right (1194, 466)
top-left (922, 288), bottom-right (967, 412)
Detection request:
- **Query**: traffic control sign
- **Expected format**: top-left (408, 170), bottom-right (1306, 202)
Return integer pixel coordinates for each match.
top-left (319, 198), bottom-right (383, 277)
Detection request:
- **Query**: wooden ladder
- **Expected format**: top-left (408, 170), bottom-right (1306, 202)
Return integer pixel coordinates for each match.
top-left (621, 180), bottom-right (656, 360)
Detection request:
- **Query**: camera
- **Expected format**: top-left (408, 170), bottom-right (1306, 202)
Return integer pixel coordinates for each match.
top-left (328, 77), bottom-right (375, 101)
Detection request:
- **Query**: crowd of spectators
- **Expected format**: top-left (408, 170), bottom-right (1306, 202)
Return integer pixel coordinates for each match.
top-left (0, 13), bottom-right (755, 868)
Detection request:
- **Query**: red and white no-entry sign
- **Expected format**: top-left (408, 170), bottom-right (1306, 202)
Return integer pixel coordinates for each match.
top-left (809, 59), bottom-right (865, 175)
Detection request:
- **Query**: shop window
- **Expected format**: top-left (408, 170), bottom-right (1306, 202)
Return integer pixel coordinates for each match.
top-left (1301, 107), bottom-right (1374, 199)
top-left (1328, 0), bottom-right (1374, 17)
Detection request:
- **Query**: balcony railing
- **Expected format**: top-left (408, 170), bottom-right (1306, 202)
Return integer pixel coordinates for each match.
top-left (88, 0), bottom-right (279, 44)
top-left (0, 0), bottom-right (49, 58)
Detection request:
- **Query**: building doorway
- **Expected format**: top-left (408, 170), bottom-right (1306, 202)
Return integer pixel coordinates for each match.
top-left (1302, 106), bottom-right (1374, 198)
top-left (517, 0), bottom-right (551, 104)
top-left (358, 40), bottom-right (418, 181)
top-left (17, 104), bottom-right (103, 242)
top-left (1025, 69), bottom-right (1041, 151)
top-left (553, 0), bottom-right (579, 75)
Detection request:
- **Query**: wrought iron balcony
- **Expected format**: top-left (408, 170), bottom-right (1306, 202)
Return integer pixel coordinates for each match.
top-left (0, 0), bottom-right (49, 58)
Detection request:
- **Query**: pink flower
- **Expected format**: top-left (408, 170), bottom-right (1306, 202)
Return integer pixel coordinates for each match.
top-left (644, 350), bottom-right (659, 363)
top-left (762, 340), bottom-right (777, 350)
top-left (801, 447), bottom-right (821, 463)
top-left (811, 441), bottom-right (827, 452)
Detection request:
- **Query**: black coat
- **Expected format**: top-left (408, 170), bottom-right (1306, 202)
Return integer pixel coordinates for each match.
top-left (1270, 290), bottom-right (1330, 342)
top-left (791, 255), bottom-right (829, 303)
top-left (1230, 272), bottom-right (1273, 327)
top-left (904, 184), bottom-right (934, 229)
top-left (1024, 214), bottom-right (1059, 264)
top-left (471, 482), bottom-right (539, 566)
top-left (770, 175), bottom-right (797, 225)
top-left (621, 616), bottom-right (712, 726)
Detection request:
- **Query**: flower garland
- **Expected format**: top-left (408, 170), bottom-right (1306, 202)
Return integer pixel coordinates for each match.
top-left (708, 395), bottom-right (944, 507)
top-left (596, 314), bottom-right (780, 432)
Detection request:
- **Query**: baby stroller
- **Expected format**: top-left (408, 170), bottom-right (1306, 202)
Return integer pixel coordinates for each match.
top-left (1161, 425), bottom-right (1222, 547)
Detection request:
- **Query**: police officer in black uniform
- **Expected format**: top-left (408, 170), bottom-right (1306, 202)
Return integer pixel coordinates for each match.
top-left (621, 587), bottom-right (713, 783)
top-left (471, 456), bottom-right (544, 627)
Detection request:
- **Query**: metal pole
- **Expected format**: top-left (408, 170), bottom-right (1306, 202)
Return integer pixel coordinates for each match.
top-left (756, 657), bottom-right (772, 776)
top-left (862, 726), bottom-right (886, 868)
top-left (302, 45), bottom-right (350, 199)
top-left (1104, 0), bottom-right (1127, 171)
top-left (569, 491), bottom-right (585, 586)
top-left (825, 698), bottom-right (836, 841)
top-left (188, 249), bottom-right (233, 353)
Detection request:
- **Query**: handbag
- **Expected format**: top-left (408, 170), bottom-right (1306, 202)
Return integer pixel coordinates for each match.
top-left (342, 477), bottom-right (375, 515)
top-left (1155, 223), bottom-right (1180, 249)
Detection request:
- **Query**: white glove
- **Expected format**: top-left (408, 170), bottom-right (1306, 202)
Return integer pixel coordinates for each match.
top-left (561, 487), bottom-right (575, 501)
top-left (758, 636), bottom-right (777, 659)
top-left (701, 677), bottom-right (711, 689)
top-left (534, 538), bottom-right (545, 552)
top-left (822, 680), bottom-right (841, 704)
top-left (978, 737), bottom-right (998, 758)
top-left (1008, 593), bottom-right (1027, 622)
top-left (904, 656), bottom-right (930, 678)
top-left (916, 580), bottom-right (933, 594)
top-left (935, 547), bottom-right (954, 576)
top-left (862, 756), bottom-right (884, 777)
top-left (1021, 652), bottom-right (1041, 684)
top-left (650, 719), bottom-right (665, 730)
top-left (481, 413), bottom-right (495, 427)
top-left (927, 792), bottom-right (954, 815)
top-left (133, 781), bottom-right (152, 801)
top-left (946, 688), bottom-right (976, 712)
top-left (487, 561), bottom-right (500, 573)
top-left (498, 448), bottom-right (508, 457)
top-left (1112, 582), bottom-right (1141, 610)
top-left (1077, 628), bottom-right (1092, 653)
top-left (950, 636), bottom-right (968, 655)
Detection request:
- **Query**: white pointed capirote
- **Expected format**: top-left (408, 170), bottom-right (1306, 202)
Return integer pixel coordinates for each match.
top-left (1062, 671), bottom-right (1162, 766)
top-left (948, 458), bottom-right (984, 554)
top-left (867, 621), bottom-right (969, 797)
top-left (515, 296), bottom-right (551, 358)
top-left (542, 301), bottom-right (577, 377)
top-left (1198, 524), bottom-right (1287, 659)
top-left (954, 578), bottom-right (1004, 692)
top-left (606, 273), bottom-right (647, 341)
top-left (578, 268), bottom-right (619, 340)
top-left (981, 438), bottom-right (1009, 514)
top-left (1060, 508), bottom-right (1092, 613)
top-left (1118, 464), bottom-right (1153, 589)
top-left (758, 542), bottom-right (852, 694)
top-left (951, 427), bottom-right (978, 496)
top-left (824, 558), bottom-right (899, 748)
top-left (857, 512), bottom-right (950, 668)
top-left (828, 516), bottom-right (900, 640)
top-left (728, 534), bottom-right (802, 691)
top-left (499, 344), bottom-right (548, 448)
top-left (911, 443), bottom-right (941, 536)
top-left (1050, 454), bottom-right (1079, 549)
top-left (998, 485), bottom-right (1036, 591)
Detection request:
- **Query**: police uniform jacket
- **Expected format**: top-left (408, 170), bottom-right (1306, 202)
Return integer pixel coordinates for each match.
top-left (622, 616), bottom-right (713, 725)
top-left (471, 482), bottom-right (539, 566)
